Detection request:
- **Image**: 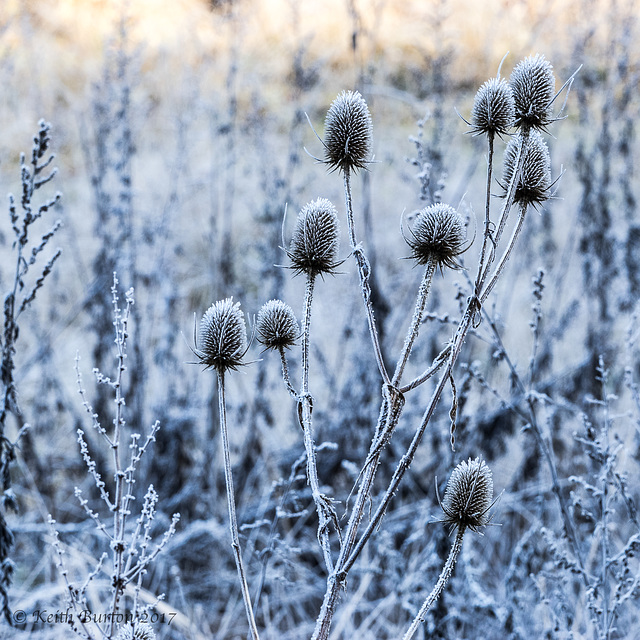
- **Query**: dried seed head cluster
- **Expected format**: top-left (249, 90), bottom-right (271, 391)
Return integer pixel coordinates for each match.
top-left (470, 77), bottom-right (515, 137)
top-left (195, 298), bottom-right (248, 373)
top-left (257, 299), bottom-right (299, 350)
top-left (510, 54), bottom-right (555, 130)
top-left (324, 90), bottom-right (372, 174)
top-left (287, 198), bottom-right (341, 277)
top-left (116, 622), bottom-right (156, 640)
top-left (440, 457), bottom-right (494, 533)
top-left (405, 203), bottom-right (466, 270)
top-left (503, 130), bottom-right (552, 206)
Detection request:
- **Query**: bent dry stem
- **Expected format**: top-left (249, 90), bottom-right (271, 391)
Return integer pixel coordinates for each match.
top-left (216, 369), bottom-right (260, 640)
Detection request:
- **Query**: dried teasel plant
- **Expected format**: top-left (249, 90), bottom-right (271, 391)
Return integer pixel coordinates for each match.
top-left (510, 53), bottom-right (556, 131)
top-left (192, 299), bottom-right (259, 639)
top-left (470, 76), bottom-right (515, 137)
top-left (403, 458), bottom-right (496, 640)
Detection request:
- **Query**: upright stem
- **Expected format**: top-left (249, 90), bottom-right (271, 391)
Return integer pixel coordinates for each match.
top-left (217, 369), bottom-right (260, 640)
top-left (475, 132), bottom-right (495, 296)
top-left (301, 273), bottom-right (335, 573)
top-left (402, 527), bottom-right (466, 640)
top-left (343, 168), bottom-right (390, 385)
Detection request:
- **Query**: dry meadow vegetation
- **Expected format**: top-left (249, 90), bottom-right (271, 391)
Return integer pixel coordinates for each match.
top-left (0, 0), bottom-right (639, 638)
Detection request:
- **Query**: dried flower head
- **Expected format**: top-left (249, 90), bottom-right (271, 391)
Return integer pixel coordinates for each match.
top-left (440, 457), bottom-right (494, 533)
top-left (510, 54), bottom-right (555, 130)
top-left (116, 622), bottom-right (156, 640)
top-left (404, 203), bottom-right (466, 270)
top-left (286, 198), bottom-right (341, 277)
top-left (193, 298), bottom-right (248, 373)
top-left (324, 90), bottom-right (372, 174)
top-left (470, 77), bottom-right (515, 137)
top-left (503, 130), bottom-right (552, 206)
top-left (257, 299), bottom-right (299, 350)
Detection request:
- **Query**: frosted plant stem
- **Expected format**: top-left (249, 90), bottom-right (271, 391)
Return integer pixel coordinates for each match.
top-left (477, 128), bottom-right (530, 293)
top-left (301, 273), bottom-right (335, 574)
top-left (475, 132), bottom-right (495, 297)
top-left (108, 288), bottom-right (130, 639)
top-left (278, 346), bottom-right (298, 399)
top-left (343, 168), bottom-right (390, 385)
top-left (402, 526), bottom-right (466, 640)
top-left (217, 369), bottom-right (260, 640)
top-left (480, 200), bottom-right (528, 304)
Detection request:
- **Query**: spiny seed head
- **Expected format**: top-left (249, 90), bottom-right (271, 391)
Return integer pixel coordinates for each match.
top-left (324, 90), bottom-right (372, 174)
top-left (287, 198), bottom-right (341, 277)
top-left (510, 54), bottom-right (555, 130)
top-left (470, 77), bottom-right (515, 137)
top-left (503, 130), bottom-right (552, 206)
top-left (195, 297), bottom-right (247, 373)
top-left (441, 457), bottom-right (494, 533)
top-left (257, 299), bottom-right (299, 350)
top-left (116, 622), bottom-right (156, 640)
top-left (405, 203), bottom-right (466, 270)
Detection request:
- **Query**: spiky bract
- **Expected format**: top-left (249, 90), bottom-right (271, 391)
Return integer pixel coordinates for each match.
top-left (510, 54), bottom-right (555, 130)
top-left (441, 457), bottom-right (494, 533)
top-left (470, 77), bottom-right (515, 137)
top-left (287, 198), bottom-right (341, 277)
top-left (195, 298), bottom-right (248, 373)
top-left (115, 622), bottom-right (156, 640)
top-left (257, 299), bottom-right (299, 350)
top-left (405, 203), bottom-right (466, 270)
top-left (503, 130), bottom-right (552, 206)
top-left (324, 90), bottom-right (372, 174)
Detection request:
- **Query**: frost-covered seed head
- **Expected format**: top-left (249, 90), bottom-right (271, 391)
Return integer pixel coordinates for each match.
top-left (503, 130), bottom-right (552, 206)
top-left (116, 622), bottom-right (156, 640)
top-left (324, 90), bottom-right (372, 174)
top-left (441, 457), bottom-right (494, 533)
top-left (287, 198), bottom-right (341, 277)
top-left (510, 54), bottom-right (555, 130)
top-left (257, 299), bottom-right (299, 350)
top-left (405, 203), bottom-right (466, 270)
top-left (196, 298), bottom-right (247, 373)
top-left (470, 77), bottom-right (515, 136)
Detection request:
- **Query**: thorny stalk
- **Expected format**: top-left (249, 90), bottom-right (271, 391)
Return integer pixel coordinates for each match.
top-left (216, 368), bottom-right (260, 640)
top-left (300, 273), bottom-right (336, 573)
top-left (402, 526), bottom-right (466, 640)
top-left (343, 168), bottom-right (390, 385)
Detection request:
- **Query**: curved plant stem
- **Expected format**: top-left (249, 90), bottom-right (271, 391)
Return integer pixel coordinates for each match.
top-left (217, 369), bottom-right (260, 640)
top-left (278, 346), bottom-right (298, 399)
top-left (402, 526), bottom-right (466, 640)
top-left (343, 168), bottom-right (390, 385)
top-left (300, 273), bottom-right (336, 573)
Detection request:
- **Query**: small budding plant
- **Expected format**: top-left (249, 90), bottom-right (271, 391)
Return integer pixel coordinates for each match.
top-left (194, 53), bottom-right (573, 638)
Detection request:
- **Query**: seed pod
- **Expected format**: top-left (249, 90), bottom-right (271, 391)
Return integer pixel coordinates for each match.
top-left (116, 622), bottom-right (156, 640)
top-left (405, 203), bottom-right (466, 270)
top-left (510, 54), bottom-right (555, 130)
top-left (503, 130), bottom-right (552, 206)
top-left (195, 298), bottom-right (248, 372)
top-left (287, 198), bottom-right (341, 277)
top-left (470, 77), bottom-right (515, 137)
top-left (257, 299), bottom-right (299, 350)
top-left (324, 90), bottom-right (372, 174)
top-left (440, 457), bottom-right (494, 533)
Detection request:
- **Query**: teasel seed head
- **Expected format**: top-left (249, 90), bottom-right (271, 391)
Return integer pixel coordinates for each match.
top-left (470, 77), bottom-right (515, 137)
top-left (440, 457), bottom-right (494, 533)
top-left (510, 54), bottom-right (555, 130)
top-left (286, 197), bottom-right (341, 277)
top-left (116, 622), bottom-right (156, 640)
top-left (503, 130), bottom-right (552, 207)
top-left (257, 299), bottom-right (299, 350)
top-left (404, 203), bottom-right (467, 270)
top-left (324, 90), bottom-right (372, 174)
top-left (194, 297), bottom-right (248, 373)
